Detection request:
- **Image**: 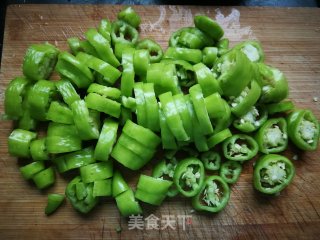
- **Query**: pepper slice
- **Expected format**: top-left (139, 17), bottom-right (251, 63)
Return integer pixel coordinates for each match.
top-left (45, 194), bottom-right (65, 215)
top-left (143, 83), bottom-right (160, 132)
top-left (87, 83), bottom-right (121, 100)
top-left (233, 106), bottom-right (268, 133)
top-left (85, 93), bottom-right (121, 118)
top-left (133, 49), bottom-right (150, 77)
top-left (8, 129), bottom-right (37, 158)
top-left (32, 167), bottom-right (55, 190)
top-left (220, 161), bottom-right (242, 184)
top-left (217, 38), bottom-right (229, 56)
top-left (46, 101), bottom-right (73, 124)
top-left (164, 47), bottom-right (202, 64)
top-left (194, 15), bottom-right (224, 41)
top-left (159, 108), bottom-right (178, 150)
top-left (23, 43), bottom-right (59, 81)
top-left (20, 161), bottom-right (45, 180)
top-left (287, 109), bottom-right (319, 151)
top-left (212, 100), bottom-right (232, 134)
top-left (234, 40), bottom-right (265, 63)
top-left (192, 176), bottom-right (230, 213)
top-left (115, 189), bottom-right (142, 217)
top-left (98, 19), bottom-right (112, 42)
top-left (200, 151), bottom-right (221, 171)
top-left (266, 101), bottom-right (295, 115)
top-left (111, 20), bottom-right (139, 46)
top-left (223, 134), bottom-right (258, 161)
top-left (253, 154), bottom-right (295, 195)
top-left (30, 138), bottom-right (50, 161)
top-left (207, 128), bottom-right (232, 149)
top-left (173, 157), bottom-right (205, 197)
top-left (67, 37), bottom-right (82, 55)
top-left (202, 47), bottom-right (218, 68)
top-left (135, 175), bottom-right (173, 205)
top-left (55, 79), bottom-right (80, 106)
top-left (112, 170), bottom-right (129, 198)
top-left (53, 147), bottom-right (95, 173)
top-left (169, 27), bottom-right (212, 48)
top-left (136, 39), bottom-right (163, 63)
top-left (134, 82), bottom-right (147, 127)
top-left (255, 118), bottom-right (288, 154)
top-left (65, 176), bottom-right (98, 214)
top-left (28, 80), bottom-right (56, 121)
top-left (120, 48), bottom-right (135, 97)
top-left (93, 179), bottom-right (112, 197)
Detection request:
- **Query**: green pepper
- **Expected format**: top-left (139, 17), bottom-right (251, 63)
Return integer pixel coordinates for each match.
top-left (111, 20), bottom-right (139, 46)
top-left (256, 63), bottom-right (288, 103)
top-left (207, 128), bottom-right (232, 149)
top-left (23, 43), bottom-right (59, 81)
top-left (256, 118), bottom-right (288, 154)
top-left (114, 41), bottom-right (135, 61)
top-left (120, 48), bottom-right (135, 97)
top-left (115, 189), bottom-right (142, 217)
top-left (65, 176), bottom-right (98, 214)
top-left (79, 40), bottom-right (99, 57)
top-left (45, 194), bottom-right (65, 216)
top-left (53, 147), bottom-right (95, 173)
top-left (212, 100), bottom-right (232, 134)
top-left (266, 101), bottom-right (295, 115)
top-left (55, 79), bottom-right (80, 106)
top-left (223, 134), bottom-right (258, 161)
top-left (173, 157), bottom-right (205, 197)
top-left (46, 122), bottom-right (82, 154)
top-left (4, 77), bottom-right (31, 120)
top-left (233, 106), bottom-right (268, 133)
top-left (133, 49), bottom-right (150, 77)
top-left (28, 80), bottom-right (56, 121)
top-left (228, 80), bottom-right (261, 117)
top-left (200, 151), bottom-right (221, 171)
top-left (192, 175), bottom-right (230, 213)
top-left (112, 170), bottom-right (129, 198)
top-left (202, 47), bottom-right (218, 68)
top-left (194, 15), bottom-right (224, 41)
top-left (164, 47), bottom-right (202, 64)
top-left (143, 83), bottom-right (160, 132)
top-left (46, 101), bottom-right (73, 124)
top-left (136, 39), bottom-right (163, 63)
top-left (17, 86), bottom-right (38, 130)
top-left (32, 167), bottom-right (55, 190)
top-left (216, 38), bottom-right (229, 56)
top-left (204, 92), bottom-right (228, 119)
top-left (169, 27), bottom-right (212, 48)
top-left (94, 119), bottom-right (118, 161)
top-left (87, 83), bottom-right (121, 100)
top-left (85, 92), bottom-right (121, 118)
top-left (253, 154), bottom-right (295, 195)
top-left (71, 100), bottom-right (100, 140)
top-left (30, 138), bottom-right (49, 161)
top-left (135, 175), bottom-right (173, 205)
top-left (213, 49), bottom-right (253, 97)
top-left (98, 19), bottom-right (112, 42)
top-left (85, 28), bottom-right (120, 67)
top-left (134, 82), bottom-right (147, 127)
top-left (117, 7), bottom-right (141, 28)
top-left (80, 161), bottom-right (113, 183)
top-left (233, 40), bottom-right (264, 63)
top-left (8, 129), bottom-right (37, 158)
top-left (220, 161), bottom-right (242, 184)
top-left (20, 161), bottom-right (45, 180)
top-left (67, 37), bottom-right (81, 55)
top-left (159, 108), bottom-right (178, 150)
top-left (287, 109), bottom-right (319, 151)
top-left (93, 179), bottom-right (112, 197)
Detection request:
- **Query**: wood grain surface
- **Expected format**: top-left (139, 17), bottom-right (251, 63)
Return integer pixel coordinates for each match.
top-left (0, 4), bottom-right (320, 240)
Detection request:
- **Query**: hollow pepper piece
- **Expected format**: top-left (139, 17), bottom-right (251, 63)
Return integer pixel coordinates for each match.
top-left (207, 128), bottom-right (232, 149)
top-left (111, 20), bottom-right (139, 46)
top-left (80, 161), bottom-right (113, 183)
top-left (253, 154), bottom-right (295, 195)
top-left (202, 47), bottom-right (218, 68)
top-left (194, 15), bottom-right (224, 41)
top-left (136, 38), bottom-right (163, 63)
top-left (220, 161), bottom-right (242, 184)
top-left (8, 129), bottom-right (37, 158)
top-left (23, 43), bottom-right (59, 81)
top-left (287, 109), bottom-right (319, 151)
top-left (200, 151), bottom-right (221, 171)
top-left (233, 40), bottom-right (265, 63)
top-left (173, 157), bottom-right (205, 197)
top-left (255, 118), bottom-right (288, 154)
top-left (192, 176), bottom-right (230, 213)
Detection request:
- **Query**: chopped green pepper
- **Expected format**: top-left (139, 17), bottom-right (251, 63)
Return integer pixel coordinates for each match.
top-left (200, 151), bottom-right (221, 171)
top-left (8, 129), bottom-right (37, 158)
top-left (45, 194), bottom-right (65, 215)
top-left (220, 161), bottom-right (242, 184)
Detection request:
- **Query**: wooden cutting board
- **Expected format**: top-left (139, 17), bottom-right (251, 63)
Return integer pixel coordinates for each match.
top-left (0, 4), bottom-right (320, 239)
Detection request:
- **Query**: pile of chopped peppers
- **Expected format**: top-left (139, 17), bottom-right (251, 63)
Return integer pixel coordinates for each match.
top-left (4, 7), bottom-right (320, 217)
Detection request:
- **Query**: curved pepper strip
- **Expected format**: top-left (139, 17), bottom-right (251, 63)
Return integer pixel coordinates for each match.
top-left (143, 83), bottom-right (160, 132)
top-left (200, 151), bottom-right (221, 171)
top-left (98, 19), bottom-right (112, 42)
top-left (32, 167), bottom-right (55, 190)
top-left (28, 80), bottom-right (56, 121)
top-left (111, 20), bottom-right (139, 46)
top-left (134, 82), bottom-right (147, 127)
top-left (207, 128), bottom-right (232, 149)
top-left (114, 41), bottom-right (134, 61)
top-left (87, 83), bottom-right (121, 100)
top-left (229, 80), bottom-right (261, 117)
top-left (79, 40), bottom-right (99, 57)
top-left (85, 93), bottom-right (121, 118)
top-left (120, 48), bottom-right (135, 97)
top-left (8, 129), bottom-right (37, 158)
top-left (76, 52), bottom-right (121, 85)
top-left (71, 100), bottom-right (100, 140)
top-left (223, 134), bottom-right (258, 161)
top-left (53, 147), bottom-right (95, 173)
top-left (192, 175), bottom-right (230, 213)
top-left (20, 161), bottom-right (45, 180)
top-left (112, 170), bottom-right (129, 198)
top-left (287, 109), bottom-right (319, 151)
top-left (164, 47), bottom-right (202, 64)
top-left (173, 93), bottom-right (193, 140)
top-left (85, 28), bottom-right (120, 67)
top-left (118, 7), bottom-right (141, 28)
top-left (30, 138), bottom-right (49, 161)
top-left (189, 84), bottom-right (213, 135)
top-left (159, 108), bottom-right (178, 150)
top-left (133, 49), bottom-right (150, 77)
top-left (46, 101), bottom-right (73, 124)
top-left (136, 39), bottom-right (163, 63)
top-left (55, 80), bottom-right (80, 106)
top-left (93, 179), bottom-right (112, 197)
top-left (204, 92), bottom-right (228, 119)
top-left (253, 154), bottom-right (295, 195)
top-left (173, 157), bottom-right (205, 197)
top-left (233, 106), bottom-right (268, 133)
top-left (255, 118), bottom-right (288, 154)
top-left (115, 188), bottom-right (142, 217)
top-left (80, 161), bottom-right (113, 183)
top-left (159, 91), bottom-right (190, 142)
top-left (217, 38), bottom-right (229, 56)
top-left (256, 63), bottom-right (289, 103)
top-left (234, 40), bottom-right (264, 63)
top-left (23, 43), bottom-right (59, 81)
top-left (94, 119), bottom-right (118, 161)
top-left (202, 47), bottom-right (218, 68)
top-left (55, 52), bottom-right (93, 88)
top-left (213, 49), bottom-right (253, 97)
top-left (4, 77), bottom-right (30, 120)
top-left (45, 194), bottom-right (65, 215)
top-left (67, 37), bottom-right (81, 55)
top-left (169, 27), bottom-right (212, 48)
top-left (266, 101), bottom-right (294, 115)
top-left (220, 161), bottom-right (242, 184)
top-left (194, 15), bottom-right (224, 41)
top-left (65, 176), bottom-right (98, 214)
top-left (135, 175), bottom-right (173, 205)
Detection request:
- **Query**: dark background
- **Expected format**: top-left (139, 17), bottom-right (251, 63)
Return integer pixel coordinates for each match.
top-left (0, 0), bottom-right (319, 64)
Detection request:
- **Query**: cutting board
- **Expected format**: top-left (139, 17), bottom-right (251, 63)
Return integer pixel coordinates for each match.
top-left (0, 4), bottom-right (320, 239)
